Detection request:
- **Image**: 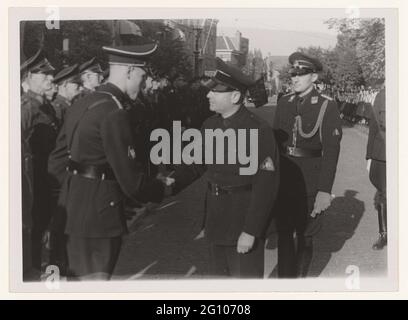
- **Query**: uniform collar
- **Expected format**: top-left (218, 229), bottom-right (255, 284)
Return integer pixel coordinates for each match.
top-left (26, 90), bottom-right (44, 104)
top-left (298, 85), bottom-right (315, 98)
top-left (55, 94), bottom-right (71, 106)
top-left (219, 105), bottom-right (247, 127)
top-left (97, 82), bottom-right (129, 104)
top-left (293, 87), bottom-right (318, 105)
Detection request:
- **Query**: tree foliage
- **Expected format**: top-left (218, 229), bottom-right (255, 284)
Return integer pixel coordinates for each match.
top-left (276, 18), bottom-right (385, 90)
top-left (326, 18), bottom-right (385, 86)
top-left (21, 19), bottom-right (194, 77)
top-left (131, 20), bottom-right (192, 78)
top-left (242, 49), bottom-right (265, 80)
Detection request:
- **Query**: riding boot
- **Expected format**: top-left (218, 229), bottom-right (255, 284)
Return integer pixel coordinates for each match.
top-left (372, 203), bottom-right (387, 250)
top-left (296, 236), bottom-right (313, 278)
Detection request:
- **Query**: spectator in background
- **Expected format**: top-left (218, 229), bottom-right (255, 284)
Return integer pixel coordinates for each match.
top-left (366, 87), bottom-right (387, 250)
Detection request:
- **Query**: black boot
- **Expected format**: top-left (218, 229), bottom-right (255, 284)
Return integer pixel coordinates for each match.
top-left (372, 203), bottom-right (387, 250)
top-left (296, 236), bottom-right (313, 278)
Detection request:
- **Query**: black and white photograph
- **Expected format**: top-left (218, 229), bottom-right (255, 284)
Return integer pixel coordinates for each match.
top-left (7, 5), bottom-right (399, 293)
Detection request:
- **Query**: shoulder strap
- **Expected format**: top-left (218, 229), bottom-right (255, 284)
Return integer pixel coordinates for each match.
top-left (97, 91), bottom-right (124, 110)
top-left (68, 97), bottom-right (109, 152)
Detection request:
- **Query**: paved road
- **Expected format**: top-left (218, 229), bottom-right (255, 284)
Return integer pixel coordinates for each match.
top-left (113, 103), bottom-right (387, 279)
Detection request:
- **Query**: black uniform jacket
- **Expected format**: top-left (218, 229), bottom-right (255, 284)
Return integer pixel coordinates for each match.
top-left (51, 94), bottom-right (70, 127)
top-left (273, 89), bottom-right (342, 196)
top-left (48, 83), bottom-right (164, 238)
top-left (173, 106), bottom-right (279, 245)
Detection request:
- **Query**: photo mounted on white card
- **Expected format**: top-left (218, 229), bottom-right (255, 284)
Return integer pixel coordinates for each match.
top-left (8, 6), bottom-right (398, 293)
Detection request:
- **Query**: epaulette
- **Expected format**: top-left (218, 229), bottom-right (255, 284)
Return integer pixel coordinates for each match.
top-left (321, 94), bottom-right (333, 101)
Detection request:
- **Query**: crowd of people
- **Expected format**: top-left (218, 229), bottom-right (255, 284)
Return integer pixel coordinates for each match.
top-left (314, 85), bottom-right (381, 125)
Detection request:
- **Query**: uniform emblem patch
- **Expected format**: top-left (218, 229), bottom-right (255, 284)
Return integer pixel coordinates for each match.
top-left (260, 157), bottom-right (275, 171)
top-left (128, 146), bottom-right (136, 159)
top-left (333, 128), bottom-right (340, 136)
top-left (311, 96), bottom-right (318, 104)
top-left (289, 95), bottom-right (295, 102)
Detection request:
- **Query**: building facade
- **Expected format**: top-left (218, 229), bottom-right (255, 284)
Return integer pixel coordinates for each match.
top-left (216, 31), bottom-right (249, 68)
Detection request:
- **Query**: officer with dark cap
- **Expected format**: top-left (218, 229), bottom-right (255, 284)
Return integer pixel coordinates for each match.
top-left (163, 58), bottom-right (278, 278)
top-left (272, 52), bottom-right (342, 278)
top-left (21, 48), bottom-right (59, 275)
top-left (48, 43), bottom-right (165, 280)
top-left (366, 87), bottom-right (386, 250)
top-left (43, 64), bottom-right (82, 274)
top-left (51, 64), bottom-right (82, 125)
top-left (78, 57), bottom-right (104, 96)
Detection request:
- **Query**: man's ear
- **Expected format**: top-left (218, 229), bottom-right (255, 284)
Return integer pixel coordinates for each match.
top-left (311, 73), bottom-right (319, 83)
top-left (230, 91), bottom-right (242, 104)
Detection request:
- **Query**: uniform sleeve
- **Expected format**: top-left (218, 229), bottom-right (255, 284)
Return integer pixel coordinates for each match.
top-left (375, 89), bottom-right (386, 132)
top-left (243, 125), bottom-right (280, 237)
top-left (48, 120), bottom-right (70, 186)
top-left (317, 100), bottom-right (342, 193)
top-left (101, 109), bottom-right (164, 203)
top-left (172, 125), bottom-right (208, 194)
top-left (21, 102), bottom-right (33, 135)
top-left (366, 104), bottom-right (378, 160)
top-left (272, 100), bottom-right (281, 130)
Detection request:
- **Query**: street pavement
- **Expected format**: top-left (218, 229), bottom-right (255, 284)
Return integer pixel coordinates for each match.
top-left (113, 101), bottom-right (387, 280)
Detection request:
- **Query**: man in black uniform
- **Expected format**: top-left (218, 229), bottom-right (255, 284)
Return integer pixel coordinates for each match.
top-left (51, 64), bottom-right (82, 125)
top-left (20, 49), bottom-right (56, 278)
top-left (48, 43), bottom-right (165, 280)
top-left (166, 58), bottom-right (279, 278)
top-left (366, 88), bottom-right (386, 250)
top-left (273, 52), bottom-right (342, 278)
top-left (21, 49), bottom-right (58, 273)
top-left (46, 64), bottom-right (83, 273)
top-left (78, 57), bottom-right (103, 96)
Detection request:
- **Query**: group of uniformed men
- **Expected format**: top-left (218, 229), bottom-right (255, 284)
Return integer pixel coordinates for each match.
top-left (20, 39), bottom-right (386, 280)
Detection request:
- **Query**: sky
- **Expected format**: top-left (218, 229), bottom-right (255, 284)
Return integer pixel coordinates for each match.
top-left (210, 8), bottom-right (384, 56)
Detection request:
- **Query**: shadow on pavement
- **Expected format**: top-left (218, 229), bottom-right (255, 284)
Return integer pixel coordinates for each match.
top-left (308, 189), bottom-right (365, 277)
top-left (266, 189), bottom-right (365, 278)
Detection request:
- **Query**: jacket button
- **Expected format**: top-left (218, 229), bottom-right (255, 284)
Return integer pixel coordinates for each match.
top-left (110, 201), bottom-right (115, 207)
top-left (73, 170), bottom-right (78, 175)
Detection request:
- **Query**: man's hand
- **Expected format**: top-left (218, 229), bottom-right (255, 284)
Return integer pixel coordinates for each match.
top-left (156, 172), bottom-right (175, 187)
top-left (237, 232), bottom-right (255, 254)
top-left (311, 191), bottom-right (333, 218)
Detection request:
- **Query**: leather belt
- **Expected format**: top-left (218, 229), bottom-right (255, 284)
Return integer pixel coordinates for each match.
top-left (208, 182), bottom-right (252, 196)
top-left (285, 146), bottom-right (322, 158)
top-left (66, 160), bottom-right (116, 181)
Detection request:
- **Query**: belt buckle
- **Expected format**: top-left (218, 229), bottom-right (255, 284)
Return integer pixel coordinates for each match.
top-left (101, 173), bottom-right (106, 180)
